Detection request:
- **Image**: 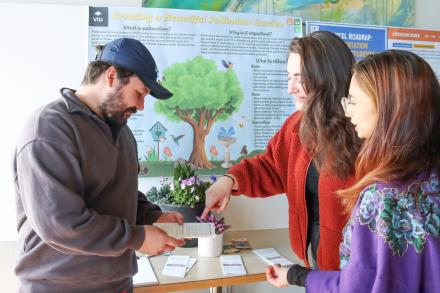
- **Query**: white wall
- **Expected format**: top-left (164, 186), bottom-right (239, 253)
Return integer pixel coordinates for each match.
top-left (0, 3), bottom-right (88, 241)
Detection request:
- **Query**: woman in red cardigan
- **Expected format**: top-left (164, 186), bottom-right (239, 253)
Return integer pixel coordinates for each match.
top-left (202, 31), bottom-right (361, 277)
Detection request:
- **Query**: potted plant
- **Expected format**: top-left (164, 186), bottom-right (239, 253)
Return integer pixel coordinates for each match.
top-left (145, 160), bottom-right (217, 247)
top-left (196, 215), bottom-right (231, 257)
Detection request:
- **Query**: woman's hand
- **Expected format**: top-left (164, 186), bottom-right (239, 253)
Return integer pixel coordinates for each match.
top-left (266, 264), bottom-right (289, 288)
top-left (201, 176), bottom-right (235, 218)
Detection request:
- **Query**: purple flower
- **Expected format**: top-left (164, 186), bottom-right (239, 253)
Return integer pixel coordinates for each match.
top-left (210, 175), bottom-right (217, 183)
top-left (188, 176), bottom-right (196, 185)
top-left (196, 215), bottom-right (231, 234)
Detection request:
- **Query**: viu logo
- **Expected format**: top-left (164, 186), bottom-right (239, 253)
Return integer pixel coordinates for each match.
top-left (93, 11), bottom-right (104, 22)
top-left (89, 7), bottom-right (108, 27)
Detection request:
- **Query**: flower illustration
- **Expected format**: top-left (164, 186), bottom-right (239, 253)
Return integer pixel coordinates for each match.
top-left (163, 146), bottom-right (173, 160)
top-left (358, 187), bottom-right (381, 229)
top-left (345, 172), bottom-right (440, 262)
top-left (421, 174), bottom-right (439, 194)
top-left (392, 211), bottom-right (416, 242)
top-left (210, 145), bottom-right (219, 161)
top-left (339, 218), bottom-right (353, 269)
top-left (397, 196), bottom-right (415, 211)
top-left (376, 218), bottom-right (389, 237)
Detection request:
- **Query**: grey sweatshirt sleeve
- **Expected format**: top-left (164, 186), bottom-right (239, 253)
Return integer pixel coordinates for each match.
top-left (16, 139), bottom-right (145, 256)
top-left (136, 191), bottom-right (162, 225)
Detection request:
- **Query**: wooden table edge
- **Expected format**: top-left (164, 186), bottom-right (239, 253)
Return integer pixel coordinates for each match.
top-left (134, 272), bottom-right (266, 292)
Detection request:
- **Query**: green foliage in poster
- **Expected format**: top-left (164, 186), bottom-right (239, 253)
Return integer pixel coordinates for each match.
top-left (155, 56), bottom-right (243, 123)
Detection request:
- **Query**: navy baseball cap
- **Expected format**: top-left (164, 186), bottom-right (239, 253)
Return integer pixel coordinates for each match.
top-left (95, 38), bottom-right (172, 100)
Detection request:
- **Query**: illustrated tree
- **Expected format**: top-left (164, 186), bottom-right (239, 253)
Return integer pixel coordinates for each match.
top-left (155, 56), bottom-right (244, 168)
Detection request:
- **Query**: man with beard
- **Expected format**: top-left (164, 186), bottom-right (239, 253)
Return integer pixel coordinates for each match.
top-left (13, 38), bottom-right (185, 293)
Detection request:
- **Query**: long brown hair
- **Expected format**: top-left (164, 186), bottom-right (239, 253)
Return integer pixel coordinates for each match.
top-left (289, 31), bottom-right (361, 179)
top-left (340, 50), bottom-right (440, 210)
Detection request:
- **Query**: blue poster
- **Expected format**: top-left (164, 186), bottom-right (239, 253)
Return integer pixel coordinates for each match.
top-left (307, 22), bottom-right (387, 61)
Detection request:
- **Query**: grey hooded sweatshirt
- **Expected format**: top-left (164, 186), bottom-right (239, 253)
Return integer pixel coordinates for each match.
top-left (13, 88), bottom-right (162, 292)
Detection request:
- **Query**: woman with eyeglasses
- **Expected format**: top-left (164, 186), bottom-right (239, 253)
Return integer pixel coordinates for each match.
top-left (203, 31), bottom-right (361, 280)
top-left (268, 50), bottom-right (440, 292)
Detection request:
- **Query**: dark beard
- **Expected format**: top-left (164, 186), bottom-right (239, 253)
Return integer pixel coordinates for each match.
top-left (100, 89), bottom-right (137, 129)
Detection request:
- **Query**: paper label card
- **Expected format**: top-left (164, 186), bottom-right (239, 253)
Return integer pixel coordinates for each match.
top-left (252, 248), bottom-right (294, 267)
top-left (186, 257), bottom-right (198, 274)
top-left (133, 257), bottom-right (158, 285)
top-left (220, 255), bottom-right (246, 276)
top-left (154, 223), bottom-right (215, 238)
top-left (162, 255), bottom-right (190, 278)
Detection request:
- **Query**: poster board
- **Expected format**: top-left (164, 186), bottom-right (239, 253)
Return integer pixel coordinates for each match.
top-left (89, 6), bottom-right (302, 175)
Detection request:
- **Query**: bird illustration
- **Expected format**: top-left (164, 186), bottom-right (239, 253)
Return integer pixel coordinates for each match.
top-left (240, 145), bottom-right (248, 156)
top-left (171, 134), bottom-right (185, 145)
top-left (221, 59), bottom-right (234, 69)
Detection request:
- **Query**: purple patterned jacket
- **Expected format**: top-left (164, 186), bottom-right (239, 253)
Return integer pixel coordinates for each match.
top-left (306, 170), bottom-right (440, 292)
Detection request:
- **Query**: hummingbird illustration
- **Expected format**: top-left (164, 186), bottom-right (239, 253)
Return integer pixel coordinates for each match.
top-left (171, 134), bottom-right (185, 145)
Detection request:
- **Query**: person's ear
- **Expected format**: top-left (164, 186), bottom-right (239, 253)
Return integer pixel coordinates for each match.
top-left (105, 66), bottom-right (117, 87)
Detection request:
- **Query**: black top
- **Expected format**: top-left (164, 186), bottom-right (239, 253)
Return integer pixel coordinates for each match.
top-left (305, 160), bottom-right (320, 266)
top-left (306, 160), bottom-right (320, 224)
top-left (287, 160), bottom-right (320, 286)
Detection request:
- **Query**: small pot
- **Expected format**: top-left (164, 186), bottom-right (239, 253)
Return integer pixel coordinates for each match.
top-left (198, 233), bottom-right (223, 257)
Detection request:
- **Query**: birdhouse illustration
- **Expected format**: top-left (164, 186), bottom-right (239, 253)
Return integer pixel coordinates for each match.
top-left (149, 121), bottom-right (167, 160)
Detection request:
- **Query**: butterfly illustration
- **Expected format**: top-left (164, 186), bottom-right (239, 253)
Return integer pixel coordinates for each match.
top-left (240, 145), bottom-right (248, 156)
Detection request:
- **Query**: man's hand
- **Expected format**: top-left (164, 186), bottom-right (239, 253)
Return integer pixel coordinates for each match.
top-left (201, 176), bottom-right (234, 218)
top-left (266, 264), bottom-right (289, 288)
top-left (137, 225), bottom-right (185, 256)
top-left (155, 211), bottom-right (184, 224)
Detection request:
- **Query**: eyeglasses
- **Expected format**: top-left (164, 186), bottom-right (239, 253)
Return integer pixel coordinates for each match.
top-left (341, 96), bottom-right (352, 115)
top-left (341, 95), bottom-right (371, 116)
